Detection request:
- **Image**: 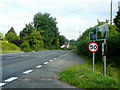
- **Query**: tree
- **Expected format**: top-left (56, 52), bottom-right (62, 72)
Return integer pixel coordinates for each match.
top-left (69, 39), bottom-right (77, 49)
top-left (33, 12), bottom-right (59, 49)
top-left (29, 31), bottom-right (44, 51)
top-left (5, 27), bottom-right (19, 43)
top-left (59, 35), bottom-right (67, 46)
top-left (20, 41), bottom-right (32, 52)
top-left (7, 27), bottom-right (17, 34)
top-left (114, 11), bottom-right (120, 33)
top-left (20, 23), bottom-right (35, 40)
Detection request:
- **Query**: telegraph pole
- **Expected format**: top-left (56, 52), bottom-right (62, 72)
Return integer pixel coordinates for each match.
top-left (110, 0), bottom-right (112, 25)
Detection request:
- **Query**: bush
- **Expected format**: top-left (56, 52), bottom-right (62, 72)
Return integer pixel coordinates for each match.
top-left (2, 40), bottom-right (21, 51)
top-left (106, 26), bottom-right (120, 66)
top-left (20, 42), bottom-right (32, 52)
top-left (29, 39), bottom-right (44, 51)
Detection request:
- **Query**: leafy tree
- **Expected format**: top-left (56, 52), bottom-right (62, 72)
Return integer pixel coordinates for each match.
top-left (29, 31), bottom-right (44, 51)
top-left (20, 23), bottom-right (35, 40)
top-left (20, 41), bottom-right (32, 52)
top-left (33, 12), bottom-right (59, 48)
top-left (69, 39), bottom-right (77, 49)
top-left (7, 27), bottom-right (17, 34)
top-left (52, 37), bottom-right (60, 49)
top-left (59, 35), bottom-right (67, 46)
top-left (5, 27), bottom-right (19, 43)
top-left (114, 11), bottom-right (120, 33)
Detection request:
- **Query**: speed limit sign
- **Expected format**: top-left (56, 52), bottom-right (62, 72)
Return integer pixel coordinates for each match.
top-left (88, 42), bottom-right (98, 53)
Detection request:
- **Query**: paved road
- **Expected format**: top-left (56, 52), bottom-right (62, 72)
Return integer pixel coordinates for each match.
top-left (0, 50), bottom-right (85, 88)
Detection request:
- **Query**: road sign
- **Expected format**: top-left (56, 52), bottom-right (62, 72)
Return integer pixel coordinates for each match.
top-left (88, 42), bottom-right (98, 53)
top-left (89, 28), bottom-right (97, 41)
top-left (89, 23), bottom-right (109, 41)
top-left (97, 23), bottom-right (109, 40)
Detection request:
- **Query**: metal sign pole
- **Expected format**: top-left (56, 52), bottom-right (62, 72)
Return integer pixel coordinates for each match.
top-left (103, 40), bottom-right (107, 77)
top-left (103, 55), bottom-right (106, 77)
top-left (93, 52), bottom-right (95, 72)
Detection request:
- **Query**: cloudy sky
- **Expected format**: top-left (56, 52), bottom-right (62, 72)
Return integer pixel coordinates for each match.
top-left (0, 0), bottom-right (119, 40)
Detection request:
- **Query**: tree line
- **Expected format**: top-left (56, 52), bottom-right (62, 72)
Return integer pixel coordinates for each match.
top-left (2, 12), bottom-right (68, 52)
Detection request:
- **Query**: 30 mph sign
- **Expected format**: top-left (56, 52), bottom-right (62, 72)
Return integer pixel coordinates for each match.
top-left (88, 42), bottom-right (98, 53)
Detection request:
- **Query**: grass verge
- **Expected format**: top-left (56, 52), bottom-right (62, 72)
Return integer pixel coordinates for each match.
top-left (1, 50), bottom-right (23, 54)
top-left (59, 51), bottom-right (119, 88)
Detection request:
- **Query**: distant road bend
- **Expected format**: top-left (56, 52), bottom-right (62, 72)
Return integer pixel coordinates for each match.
top-left (0, 50), bottom-right (85, 88)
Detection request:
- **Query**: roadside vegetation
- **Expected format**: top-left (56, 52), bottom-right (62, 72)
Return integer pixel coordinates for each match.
top-left (59, 60), bottom-right (119, 88)
top-left (59, 51), bottom-right (119, 88)
top-left (59, 10), bottom-right (120, 88)
top-left (1, 40), bottom-right (22, 53)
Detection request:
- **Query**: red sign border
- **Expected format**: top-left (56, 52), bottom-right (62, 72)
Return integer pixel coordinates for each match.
top-left (88, 42), bottom-right (99, 53)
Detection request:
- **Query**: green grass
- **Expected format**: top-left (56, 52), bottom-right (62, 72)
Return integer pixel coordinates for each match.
top-left (1, 50), bottom-right (23, 54)
top-left (59, 51), bottom-right (119, 88)
top-left (0, 40), bottom-right (23, 54)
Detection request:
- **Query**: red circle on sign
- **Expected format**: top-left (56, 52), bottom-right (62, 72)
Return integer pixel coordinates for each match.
top-left (88, 42), bottom-right (98, 53)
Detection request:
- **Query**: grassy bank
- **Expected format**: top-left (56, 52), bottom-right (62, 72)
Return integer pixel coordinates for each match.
top-left (1, 40), bottom-right (23, 54)
top-left (59, 51), bottom-right (119, 88)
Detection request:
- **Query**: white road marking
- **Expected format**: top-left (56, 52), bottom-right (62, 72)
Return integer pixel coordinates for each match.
top-left (6, 57), bottom-right (13, 59)
top-left (6, 56), bottom-right (18, 59)
top-left (44, 62), bottom-right (49, 64)
top-left (23, 70), bottom-right (33, 74)
top-left (54, 58), bottom-right (56, 60)
top-left (50, 60), bottom-right (53, 62)
top-left (5, 77), bottom-right (18, 82)
top-left (0, 83), bottom-right (6, 87)
top-left (36, 65), bottom-right (42, 68)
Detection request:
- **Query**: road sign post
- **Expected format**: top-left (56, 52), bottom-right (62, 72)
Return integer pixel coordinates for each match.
top-left (93, 52), bottom-right (95, 72)
top-left (89, 23), bottom-right (109, 77)
top-left (102, 40), bottom-right (107, 77)
top-left (88, 42), bottom-right (98, 72)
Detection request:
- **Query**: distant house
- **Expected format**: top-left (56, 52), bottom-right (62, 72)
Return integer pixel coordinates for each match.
top-left (60, 42), bottom-right (70, 49)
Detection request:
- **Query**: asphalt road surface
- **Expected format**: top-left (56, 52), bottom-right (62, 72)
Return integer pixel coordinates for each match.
top-left (0, 50), bottom-right (85, 88)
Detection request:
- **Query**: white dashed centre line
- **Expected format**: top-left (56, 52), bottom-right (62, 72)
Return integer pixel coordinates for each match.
top-left (44, 62), bottom-right (49, 64)
top-left (6, 57), bottom-right (15, 59)
top-left (5, 77), bottom-right (18, 82)
top-left (54, 58), bottom-right (56, 60)
top-left (0, 83), bottom-right (6, 87)
top-left (50, 60), bottom-right (53, 62)
top-left (36, 65), bottom-right (42, 68)
top-left (23, 70), bottom-right (33, 74)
